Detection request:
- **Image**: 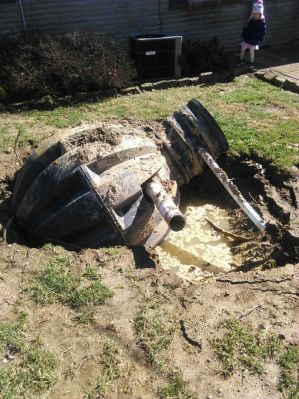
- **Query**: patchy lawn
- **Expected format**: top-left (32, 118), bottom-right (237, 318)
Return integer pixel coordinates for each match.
top-left (13, 75), bottom-right (299, 168)
top-left (0, 75), bottom-right (298, 399)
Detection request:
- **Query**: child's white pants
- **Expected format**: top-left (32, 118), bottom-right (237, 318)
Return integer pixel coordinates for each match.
top-left (240, 47), bottom-right (255, 63)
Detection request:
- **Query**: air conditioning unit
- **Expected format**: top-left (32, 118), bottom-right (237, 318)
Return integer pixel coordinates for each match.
top-left (131, 34), bottom-right (182, 80)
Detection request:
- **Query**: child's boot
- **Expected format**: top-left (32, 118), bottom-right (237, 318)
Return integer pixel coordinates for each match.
top-left (235, 60), bottom-right (245, 67)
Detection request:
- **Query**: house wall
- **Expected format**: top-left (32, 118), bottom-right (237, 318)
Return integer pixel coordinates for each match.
top-left (0, 0), bottom-right (298, 51)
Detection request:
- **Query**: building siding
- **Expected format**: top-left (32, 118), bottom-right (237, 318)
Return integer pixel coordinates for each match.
top-left (0, 0), bottom-right (298, 51)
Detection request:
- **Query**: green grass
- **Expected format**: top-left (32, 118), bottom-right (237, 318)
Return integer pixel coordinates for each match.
top-left (134, 306), bottom-right (194, 398)
top-left (85, 340), bottom-right (120, 399)
top-left (83, 265), bottom-right (99, 280)
top-left (69, 279), bottom-right (112, 308)
top-left (99, 246), bottom-right (125, 259)
top-left (135, 305), bottom-right (175, 369)
top-left (2, 76), bottom-right (298, 168)
top-left (20, 76), bottom-right (298, 168)
top-left (27, 253), bottom-right (113, 322)
top-left (159, 372), bottom-right (195, 399)
top-left (0, 313), bottom-right (57, 399)
top-left (73, 309), bottom-right (96, 325)
top-left (27, 253), bottom-right (77, 305)
top-left (213, 319), bottom-right (283, 376)
top-left (0, 124), bottom-right (40, 151)
top-left (278, 345), bottom-right (299, 399)
top-left (213, 319), bottom-right (299, 399)
top-left (0, 312), bottom-right (27, 353)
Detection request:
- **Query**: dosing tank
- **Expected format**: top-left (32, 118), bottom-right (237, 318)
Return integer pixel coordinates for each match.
top-left (13, 99), bottom-right (228, 249)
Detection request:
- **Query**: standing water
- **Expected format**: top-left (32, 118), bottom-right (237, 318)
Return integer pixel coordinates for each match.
top-left (156, 195), bottom-right (233, 283)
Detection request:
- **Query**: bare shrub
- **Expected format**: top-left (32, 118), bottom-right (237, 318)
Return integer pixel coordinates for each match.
top-left (0, 32), bottom-right (136, 101)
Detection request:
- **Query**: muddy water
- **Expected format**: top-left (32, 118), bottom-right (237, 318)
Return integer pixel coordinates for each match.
top-left (156, 197), bottom-right (234, 283)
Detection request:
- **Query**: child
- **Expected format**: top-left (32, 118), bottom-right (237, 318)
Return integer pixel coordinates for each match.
top-left (237, 0), bottom-right (266, 68)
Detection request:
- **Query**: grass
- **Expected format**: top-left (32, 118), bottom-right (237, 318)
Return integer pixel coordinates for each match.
top-left (213, 319), bottom-right (283, 376)
top-left (27, 253), bottom-right (78, 305)
top-left (26, 253), bottom-right (113, 323)
top-left (0, 124), bottom-right (40, 151)
top-left (134, 305), bottom-right (194, 398)
top-left (159, 372), bottom-right (195, 399)
top-left (0, 313), bottom-right (57, 399)
top-left (135, 305), bottom-right (175, 369)
top-left (99, 246), bottom-right (125, 263)
top-left (0, 259), bottom-right (15, 271)
top-left (0, 312), bottom-right (27, 353)
top-left (1, 76), bottom-right (298, 168)
top-left (213, 319), bottom-right (299, 399)
top-left (85, 340), bottom-right (120, 399)
top-left (278, 345), bottom-right (299, 399)
top-left (73, 309), bottom-right (96, 324)
top-left (10, 76), bottom-right (296, 169)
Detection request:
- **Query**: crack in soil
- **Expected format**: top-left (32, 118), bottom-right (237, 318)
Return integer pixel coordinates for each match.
top-left (216, 277), bottom-right (293, 285)
top-left (248, 288), bottom-right (298, 297)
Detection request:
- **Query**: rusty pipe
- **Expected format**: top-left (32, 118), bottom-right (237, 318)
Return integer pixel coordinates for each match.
top-left (146, 181), bottom-right (186, 231)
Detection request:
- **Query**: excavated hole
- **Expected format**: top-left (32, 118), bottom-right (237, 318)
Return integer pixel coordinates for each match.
top-left (1, 152), bottom-right (298, 278)
top-left (156, 198), bottom-right (234, 282)
top-left (156, 154), bottom-right (299, 282)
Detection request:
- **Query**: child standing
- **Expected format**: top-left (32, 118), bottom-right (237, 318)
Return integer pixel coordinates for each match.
top-left (237, 0), bottom-right (266, 69)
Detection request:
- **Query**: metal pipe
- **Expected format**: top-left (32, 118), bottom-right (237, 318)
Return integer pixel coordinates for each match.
top-left (18, 0), bottom-right (27, 32)
top-left (198, 148), bottom-right (266, 232)
top-left (146, 181), bottom-right (186, 231)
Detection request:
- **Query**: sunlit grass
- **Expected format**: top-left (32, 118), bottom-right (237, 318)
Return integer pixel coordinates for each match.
top-left (26, 253), bottom-right (113, 323)
top-left (1, 76), bottom-right (298, 168)
top-left (135, 305), bottom-right (175, 369)
top-left (85, 340), bottom-right (120, 399)
top-left (213, 319), bottom-right (283, 376)
top-left (159, 372), bottom-right (195, 399)
top-left (0, 313), bottom-right (57, 399)
top-left (213, 319), bottom-right (299, 399)
top-left (278, 345), bottom-right (299, 399)
top-left (0, 124), bottom-right (40, 150)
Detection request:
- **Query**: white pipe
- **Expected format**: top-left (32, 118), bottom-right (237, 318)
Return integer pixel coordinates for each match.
top-left (18, 0), bottom-right (27, 32)
top-left (146, 181), bottom-right (186, 231)
top-left (198, 148), bottom-right (266, 232)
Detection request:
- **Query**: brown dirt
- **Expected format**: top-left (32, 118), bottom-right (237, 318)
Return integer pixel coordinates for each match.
top-left (0, 126), bottom-right (298, 399)
top-left (65, 125), bottom-right (122, 148)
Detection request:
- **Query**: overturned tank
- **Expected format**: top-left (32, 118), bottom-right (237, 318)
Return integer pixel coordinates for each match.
top-left (13, 99), bottom-right (228, 249)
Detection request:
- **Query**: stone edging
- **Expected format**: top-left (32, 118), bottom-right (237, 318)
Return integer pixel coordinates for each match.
top-left (254, 69), bottom-right (299, 94)
top-left (1, 67), bottom-right (297, 112)
top-left (0, 71), bottom-right (233, 112)
top-left (120, 71), bottom-right (232, 95)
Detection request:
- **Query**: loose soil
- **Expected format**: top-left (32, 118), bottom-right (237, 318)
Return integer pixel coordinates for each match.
top-left (0, 120), bottom-right (298, 399)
